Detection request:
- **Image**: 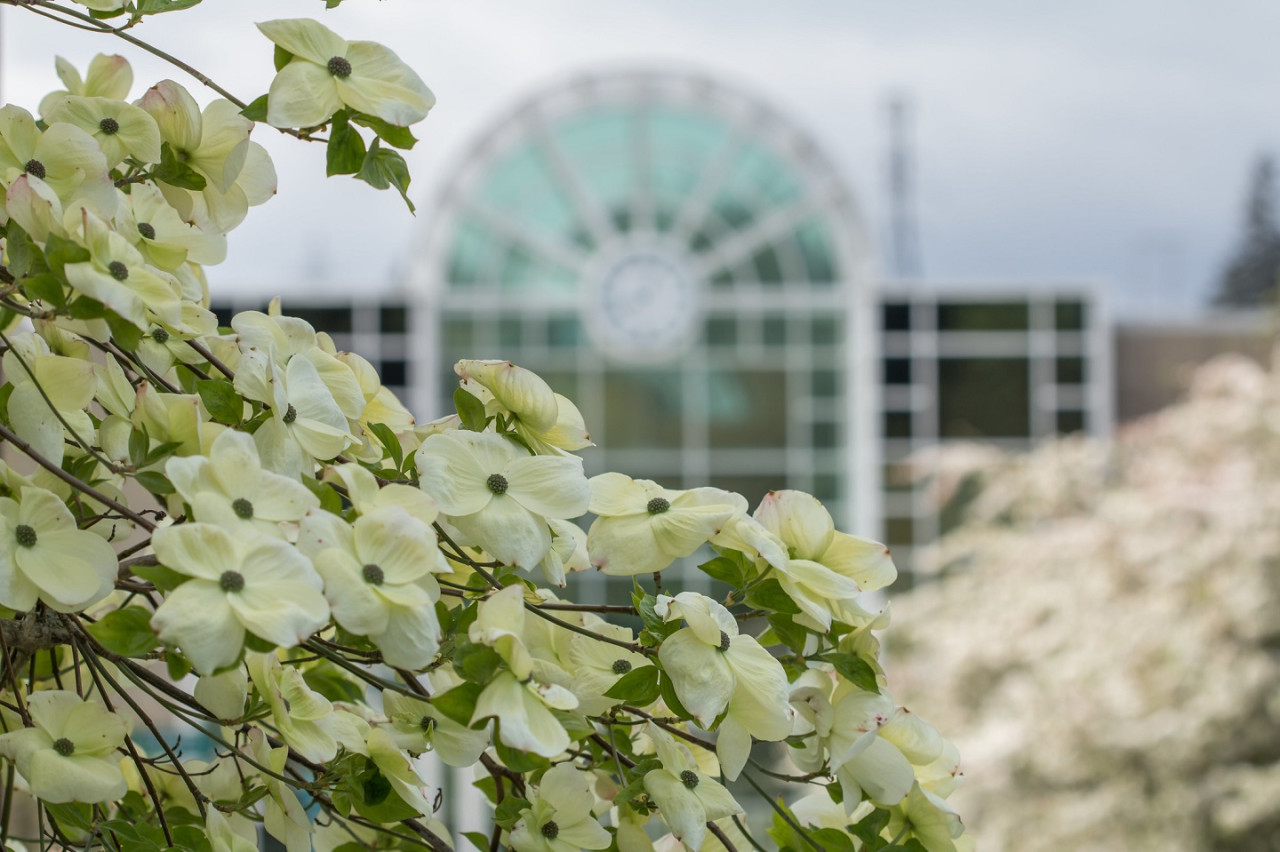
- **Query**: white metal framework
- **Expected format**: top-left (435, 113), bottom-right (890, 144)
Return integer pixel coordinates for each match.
top-left (408, 69), bottom-right (880, 552)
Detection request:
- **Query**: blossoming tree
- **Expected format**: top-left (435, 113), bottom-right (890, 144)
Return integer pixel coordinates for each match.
top-left (0, 2), bottom-right (972, 851)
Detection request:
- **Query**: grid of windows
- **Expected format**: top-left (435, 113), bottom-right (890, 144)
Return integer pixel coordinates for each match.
top-left (878, 291), bottom-right (1111, 585)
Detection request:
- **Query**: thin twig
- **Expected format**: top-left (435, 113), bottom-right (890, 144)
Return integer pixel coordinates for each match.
top-left (0, 421), bottom-right (157, 531)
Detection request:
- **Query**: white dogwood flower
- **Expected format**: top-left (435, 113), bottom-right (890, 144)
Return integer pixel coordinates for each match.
top-left (150, 523), bottom-right (328, 674)
top-left (587, 474), bottom-right (744, 576)
top-left (0, 690), bottom-right (129, 804)
top-left (257, 18), bottom-right (434, 128)
top-left (416, 430), bottom-right (589, 569)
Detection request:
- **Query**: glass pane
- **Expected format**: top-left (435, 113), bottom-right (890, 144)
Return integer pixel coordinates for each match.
top-left (812, 421), bottom-right (839, 449)
top-left (762, 317), bottom-right (787, 346)
top-left (289, 306), bottom-right (352, 334)
top-left (882, 302), bottom-right (911, 331)
top-left (602, 369), bottom-right (684, 448)
top-left (477, 144), bottom-right (585, 250)
top-left (796, 220), bottom-right (838, 283)
top-left (442, 318), bottom-right (474, 350)
top-left (1056, 356), bottom-right (1086, 384)
top-left (884, 411), bottom-right (912, 438)
top-left (447, 219), bottom-right (501, 288)
top-left (553, 107), bottom-right (635, 227)
top-left (497, 317), bottom-right (523, 347)
top-left (938, 358), bottom-right (1030, 438)
top-left (1055, 300), bottom-right (1086, 330)
top-left (936, 302), bottom-right (1029, 331)
top-left (380, 305), bottom-right (407, 334)
top-left (883, 358), bottom-right (912, 385)
top-left (810, 316), bottom-right (840, 344)
top-left (705, 317), bottom-right (736, 346)
top-left (812, 369), bottom-right (839, 399)
top-left (707, 369), bottom-right (787, 448)
top-left (1057, 409), bottom-right (1086, 434)
top-left (547, 317), bottom-right (581, 347)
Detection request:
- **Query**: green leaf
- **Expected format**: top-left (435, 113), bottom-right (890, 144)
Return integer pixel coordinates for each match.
top-left (88, 606), bottom-right (160, 658)
top-left (133, 563), bottom-right (188, 593)
top-left (766, 612), bottom-right (809, 653)
top-left (153, 141), bottom-right (207, 191)
top-left (462, 832), bottom-right (489, 852)
top-left (356, 139), bottom-right (415, 212)
top-left (43, 233), bottom-right (89, 279)
top-left (44, 802), bottom-right (94, 833)
top-left (0, 383), bottom-right (12, 429)
top-left (165, 648), bottom-right (193, 681)
top-left (350, 112), bottom-right (418, 150)
top-left (22, 273), bottom-right (66, 308)
top-left (367, 421), bottom-right (403, 469)
top-left (196, 379), bottom-right (244, 425)
top-left (303, 666), bottom-right (363, 704)
top-left (493, 795), bottom-right (531, 829)
top-left (67, 295), bottom-right (109, 319)
top-left (135, 0), bottom-right (203, 14)
top-left (698, 555), bottom-right (747, 588)
top-left (822, 652), bottom-right (880, 694)
top-left (128, 428), bottom-right (149, 469)
top-left (302, 475), bottom-right (345, 516)
top-left (327, 111), bottom-right (367, 176)
top-left (745, 577), bottom-right (801, 614)
top-left (454, 387), bottom-right (488, 431)
top-left (348, 759), bottom-right (419, 823)
top-left (4, 222), bottom-right (46, 277)
top-left (494, 734), bottom-right (550, 773)
top-left (453, 641), bottom-right (503, 684)
top-left (657, 672), bottom-right (691, 719)
top-left (243, 632), bottom-right (276, 654)
top-left (135, 470), bottom-right (175, 495)
top-left (240, 94), bottom-right (269, 122)
top-left (849, 806), bottom-right (891, 846)
top-left (603, 665), bottom-right (660, 706)
top-left (105, 311), bottom-right (143, 350)
top-left (274, 44), bottom-right (294, 72)
top-left (812, 828), bottom-right (857, 852)
top-left (431, 681), bottom-right (484, 727)
top-left (552, 708), bottom-right (597, 742)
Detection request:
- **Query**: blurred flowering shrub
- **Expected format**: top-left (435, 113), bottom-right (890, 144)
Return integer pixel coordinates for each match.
top-left (893, 353), bottom-right (1280, 852)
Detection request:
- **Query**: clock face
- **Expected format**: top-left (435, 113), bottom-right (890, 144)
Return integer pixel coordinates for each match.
top-left (586, 249), bottom-right (700, 360)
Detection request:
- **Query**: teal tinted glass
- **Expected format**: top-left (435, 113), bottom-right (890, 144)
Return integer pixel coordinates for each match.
top-left (554, 108), bottom-right (636, 229)
top-left (477, 145), bottom-right (584, 249)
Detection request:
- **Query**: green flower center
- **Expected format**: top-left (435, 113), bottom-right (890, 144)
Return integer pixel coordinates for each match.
top-left (24, 159), bottom-right (45, 180)
top-left (718, 631), bottom-right (731, 653)
top-left (362, 563), bottom-right (384, 585)
top-left (231, 498), bottom-right (254, 519)
top-left (486, 473), bottom-right (509, 495)
top-left (52, 738), bottom-right (75, 757)
top-left (611, 659), bottom-right (632, 675)
top-left (282, 404), bottom-right (297, 424)
top-left (420, 715), bottom-right (434, 733)
top-left (647, 497), bottom-right (670, 514)
top-left (327, 56), bottom-right (353, 78)
top-left (680, 769), bottom-right (699, 789)
top-left (151, 326), bottom-right (170, 344)
top-left (98, 117), bottom-right (120, 135)
top-left (14, 524), bottom-right (37, 548)
top-left (137, 222), bottom-right (156, 240)
top-left (108, 260), bottom-right (129, 281)
top-left (540, 821), bottom-right (559, 839)
top-left (219, 570), bottom-right (245, 593)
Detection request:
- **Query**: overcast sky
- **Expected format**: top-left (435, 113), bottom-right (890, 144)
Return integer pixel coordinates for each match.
top-left (3, 1), bottom-right (1278, 317)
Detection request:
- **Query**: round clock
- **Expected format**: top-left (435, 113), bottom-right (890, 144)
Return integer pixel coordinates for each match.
top-left (584, 248), bottom-right (700, 360)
